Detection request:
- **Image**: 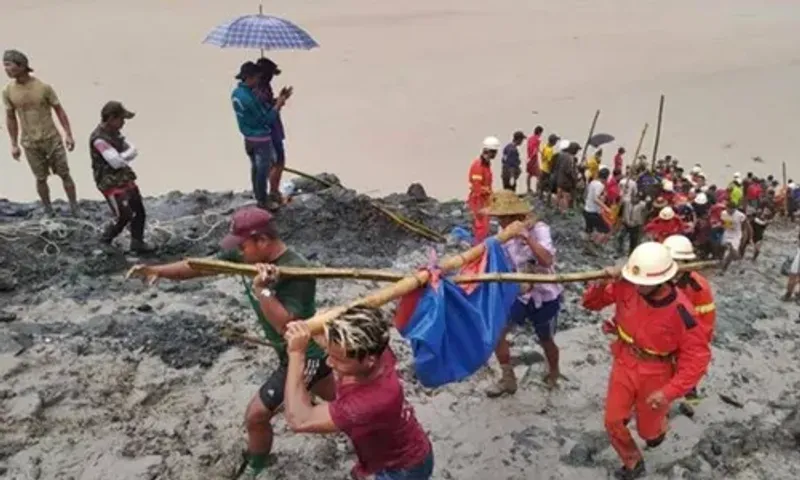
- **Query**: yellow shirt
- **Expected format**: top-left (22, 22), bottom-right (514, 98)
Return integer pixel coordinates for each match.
top-left (586, 156), bottom-right (600, 180)
top-left (541, 146), bottom-right (554, 173)
top-left (2, 78), bottom-right (61, 147)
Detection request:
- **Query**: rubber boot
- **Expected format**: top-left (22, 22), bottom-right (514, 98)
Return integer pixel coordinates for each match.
top-left (130, 239), bottom-right (155, 254)
top-left (486, 364), bottom-right (518, 398)
top-left (614, 460), bottom-right (646, 480)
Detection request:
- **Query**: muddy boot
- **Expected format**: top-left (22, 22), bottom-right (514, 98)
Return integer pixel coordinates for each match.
top-left (614, 460), bottom-right (646, 480)
top-left (486, 365), bottom-right (517, 398)
top-left (130, 239), bottom-right (155, 254)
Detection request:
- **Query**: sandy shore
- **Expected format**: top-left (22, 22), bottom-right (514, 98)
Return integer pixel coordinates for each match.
top-left (2, 0), bottom-right (800, 202)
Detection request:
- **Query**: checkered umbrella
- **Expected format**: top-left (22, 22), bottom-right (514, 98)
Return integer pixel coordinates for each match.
top-left (203, 8), bottom-right (318, 51)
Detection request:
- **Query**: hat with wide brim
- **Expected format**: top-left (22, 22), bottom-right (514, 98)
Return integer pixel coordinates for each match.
top-left (482, 190), bottom-right (532, 216)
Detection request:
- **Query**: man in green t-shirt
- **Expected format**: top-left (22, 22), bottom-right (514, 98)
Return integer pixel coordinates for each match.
top-left (126, 206), bottom-right (333, 479)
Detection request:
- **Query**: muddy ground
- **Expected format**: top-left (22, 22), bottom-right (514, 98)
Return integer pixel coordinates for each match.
top-left (1, 174), bottom-right (800, 480)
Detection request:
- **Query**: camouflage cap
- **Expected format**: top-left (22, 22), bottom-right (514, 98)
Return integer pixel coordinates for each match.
top-left (2, 50), bottom-right (32, 72)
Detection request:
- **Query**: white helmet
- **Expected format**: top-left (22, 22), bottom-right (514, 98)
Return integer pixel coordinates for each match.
top-left (663, 235), bottom-right (696, 261)
top-left (733, 172), bottom-right (742, 179)
top-left (694, 192), bottom-right (708, 205)
top-left (622, 242), bottom-right (678, 286)
top-left (662, 179), bottom-right (674, 192)
top-left (556, 139), bottom-right (571, 152)
top-left (690, 166), bottom-right (701, 175)
top-left (659, 206), bottom-right (675, 221)
top-left (482, 136), bottom-right (501, 151)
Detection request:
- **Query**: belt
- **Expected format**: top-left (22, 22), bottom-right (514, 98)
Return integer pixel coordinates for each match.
top-left (695, 303), bottom-right (715, 314)
top-left (616, 325), bottom-right (674, 361)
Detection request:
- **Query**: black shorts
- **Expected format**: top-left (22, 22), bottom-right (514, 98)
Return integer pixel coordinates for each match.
top-left (259, 356), bottom-right (332, 410)
top-left (584, 211), bottom-right (610, 234)
top-left (752, 223), bottom-right (767, 243)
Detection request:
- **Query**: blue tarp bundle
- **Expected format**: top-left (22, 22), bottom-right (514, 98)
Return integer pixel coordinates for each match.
top-left (396, 238), bottom-right (520, 387)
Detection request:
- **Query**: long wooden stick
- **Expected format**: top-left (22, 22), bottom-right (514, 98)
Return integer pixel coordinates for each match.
top-left (651, 95), bottom-right (665, 170)
top-left (187, 258), bottom-right (716, 285)
top-left (632, 122), bottom-right (648, 170)
top-left (283, 167), bottom-right (446, 243)
top-left (582, 109), bottom-right (601, 163)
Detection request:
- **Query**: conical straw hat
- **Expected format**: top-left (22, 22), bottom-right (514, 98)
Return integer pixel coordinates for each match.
top-left (483, 190), bottom-right (532, 216)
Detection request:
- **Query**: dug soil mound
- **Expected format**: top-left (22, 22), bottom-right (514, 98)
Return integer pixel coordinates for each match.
top-left (2, 174), bottom-right (800, 479)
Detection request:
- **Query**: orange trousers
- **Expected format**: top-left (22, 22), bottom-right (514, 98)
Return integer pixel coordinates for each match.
top-left (604, 358), bottom-right (672, 468)
top-left (471, 209), bottom-right (490, 244)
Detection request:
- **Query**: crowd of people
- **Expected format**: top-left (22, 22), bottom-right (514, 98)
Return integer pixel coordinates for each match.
top-left (4, 49), bottom-right (800, 480)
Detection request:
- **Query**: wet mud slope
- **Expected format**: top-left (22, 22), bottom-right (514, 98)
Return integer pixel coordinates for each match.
top-left (2, 175), bottom-right (800, 479)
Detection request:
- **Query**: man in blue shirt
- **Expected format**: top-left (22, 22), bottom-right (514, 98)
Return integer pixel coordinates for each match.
top-left (231, 61), bottom-right (290, 210)
top-left (501, 131), bottom-right (526, 192)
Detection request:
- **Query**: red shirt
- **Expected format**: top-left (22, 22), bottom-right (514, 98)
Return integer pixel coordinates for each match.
top-left (582, 281), bottom-right (710, 402)
top-left (746, 183), bottom-right (762, 201)
top-left (613, 153), bottom-right (623, 172)
top-left (677, 272), bottom-right (716, 342)
top-left (467, 158), bottom-right (492, 207)
top-left (709, 203), bottom-right (725, 226)
top-left (328, 350), bottom-right (431, 476)
top-left (526, 134), bottom-right (541, 162)
top-left (606, 176), bottom-right (620, 204)
top-left (644, 217), bottom-right (684, 242)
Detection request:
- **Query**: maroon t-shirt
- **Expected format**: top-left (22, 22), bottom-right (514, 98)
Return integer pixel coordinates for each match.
top-left (328, 349), bottom-right (431, 476)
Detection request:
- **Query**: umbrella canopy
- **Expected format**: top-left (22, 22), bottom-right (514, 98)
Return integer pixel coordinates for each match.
top-left (588, 133), bottom-right (615, 148)
top-left (203, 13), bottom-right (319, 51)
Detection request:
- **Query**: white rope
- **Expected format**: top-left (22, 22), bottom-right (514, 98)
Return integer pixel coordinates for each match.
top-left (0, 211), bottom-right (229, 257)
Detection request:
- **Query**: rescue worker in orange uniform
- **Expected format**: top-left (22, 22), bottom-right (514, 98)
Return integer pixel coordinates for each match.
top-left (663, 234), bottom-right (715, 410)
top-left (582, 242), bottom-right (711, 479)
top-left (467, 136), bottom-right (500, 243)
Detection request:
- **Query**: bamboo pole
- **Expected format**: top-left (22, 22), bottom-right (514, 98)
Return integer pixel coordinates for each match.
top-left (632, 123), bottom-right (648, 170)
top-left (651, 95), bottom-right (665, 170)
top-left (582, 109), bottom-right (601, 163)
top-left (283, 166), bottom-right (446, 243)
top-left (188, 258), bottom-right (716, 285)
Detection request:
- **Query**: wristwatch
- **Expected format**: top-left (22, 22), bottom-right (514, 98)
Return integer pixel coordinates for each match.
top-left (258, 288), bottom-right (273, 299)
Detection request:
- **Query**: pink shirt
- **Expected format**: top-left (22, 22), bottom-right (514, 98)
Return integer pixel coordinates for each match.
top-left (503, 221), bottom-right (563, 307)
top-left (328, 349), bottom-right (431, 476)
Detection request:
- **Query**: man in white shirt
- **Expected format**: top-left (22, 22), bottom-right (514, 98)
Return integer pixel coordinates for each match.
top-left (720, 202), bottom-right (749, 272)
top-left (89, 101), bottom-right (153, 253)
top-left (583, 167), bottom-right (611, 247)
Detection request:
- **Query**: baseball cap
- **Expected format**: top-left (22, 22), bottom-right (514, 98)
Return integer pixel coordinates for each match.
top-left (101, 101), bottom-right (135, 121)
top-left (2, 49), bottom-right (33, 72)
top-left (235, 61), bottom-right (261, 80)
top-left (220, 206), bottom-right (275, 250)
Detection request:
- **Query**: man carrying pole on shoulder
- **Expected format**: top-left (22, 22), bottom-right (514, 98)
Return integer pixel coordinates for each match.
top-left (283, 307), bottom-right (434, 480)
top-left (126, 206), bottom-right (333, 479)
top-left (582, 242), bottom-right (710, 479)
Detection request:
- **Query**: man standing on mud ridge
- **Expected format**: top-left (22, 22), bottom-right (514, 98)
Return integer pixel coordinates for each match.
top-left (3, 49), bottom-right (79, 216)
top-left (583, 242), bottom-right (710, 479)
top-left (232, 61), bottom-right (292, 211)
top-left (126, 206), bottom-right (334, 479)
top-left (254, 58), bottom-right (289, 206)
top-left (525, 125), bottom-right (543, 195)
top-left (90, 101), bottom-right (153, 253)
top-left (501, 131), bottom-right (525, 192)
top-left (467, 136), bottom-right (499, 243)
top-left (282, 307), bottom-right (434, 480)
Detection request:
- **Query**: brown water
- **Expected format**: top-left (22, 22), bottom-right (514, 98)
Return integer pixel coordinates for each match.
top-left (2, 0), bottom-right (800, 202)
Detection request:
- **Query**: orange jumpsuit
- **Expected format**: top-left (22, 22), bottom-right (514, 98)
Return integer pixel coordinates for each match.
top-left (467, 157), bottom-right (492, 243)
top-left (676, 271), bottom-right (716, 343)
top-left (582, 281), bottom-right (711, 469)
